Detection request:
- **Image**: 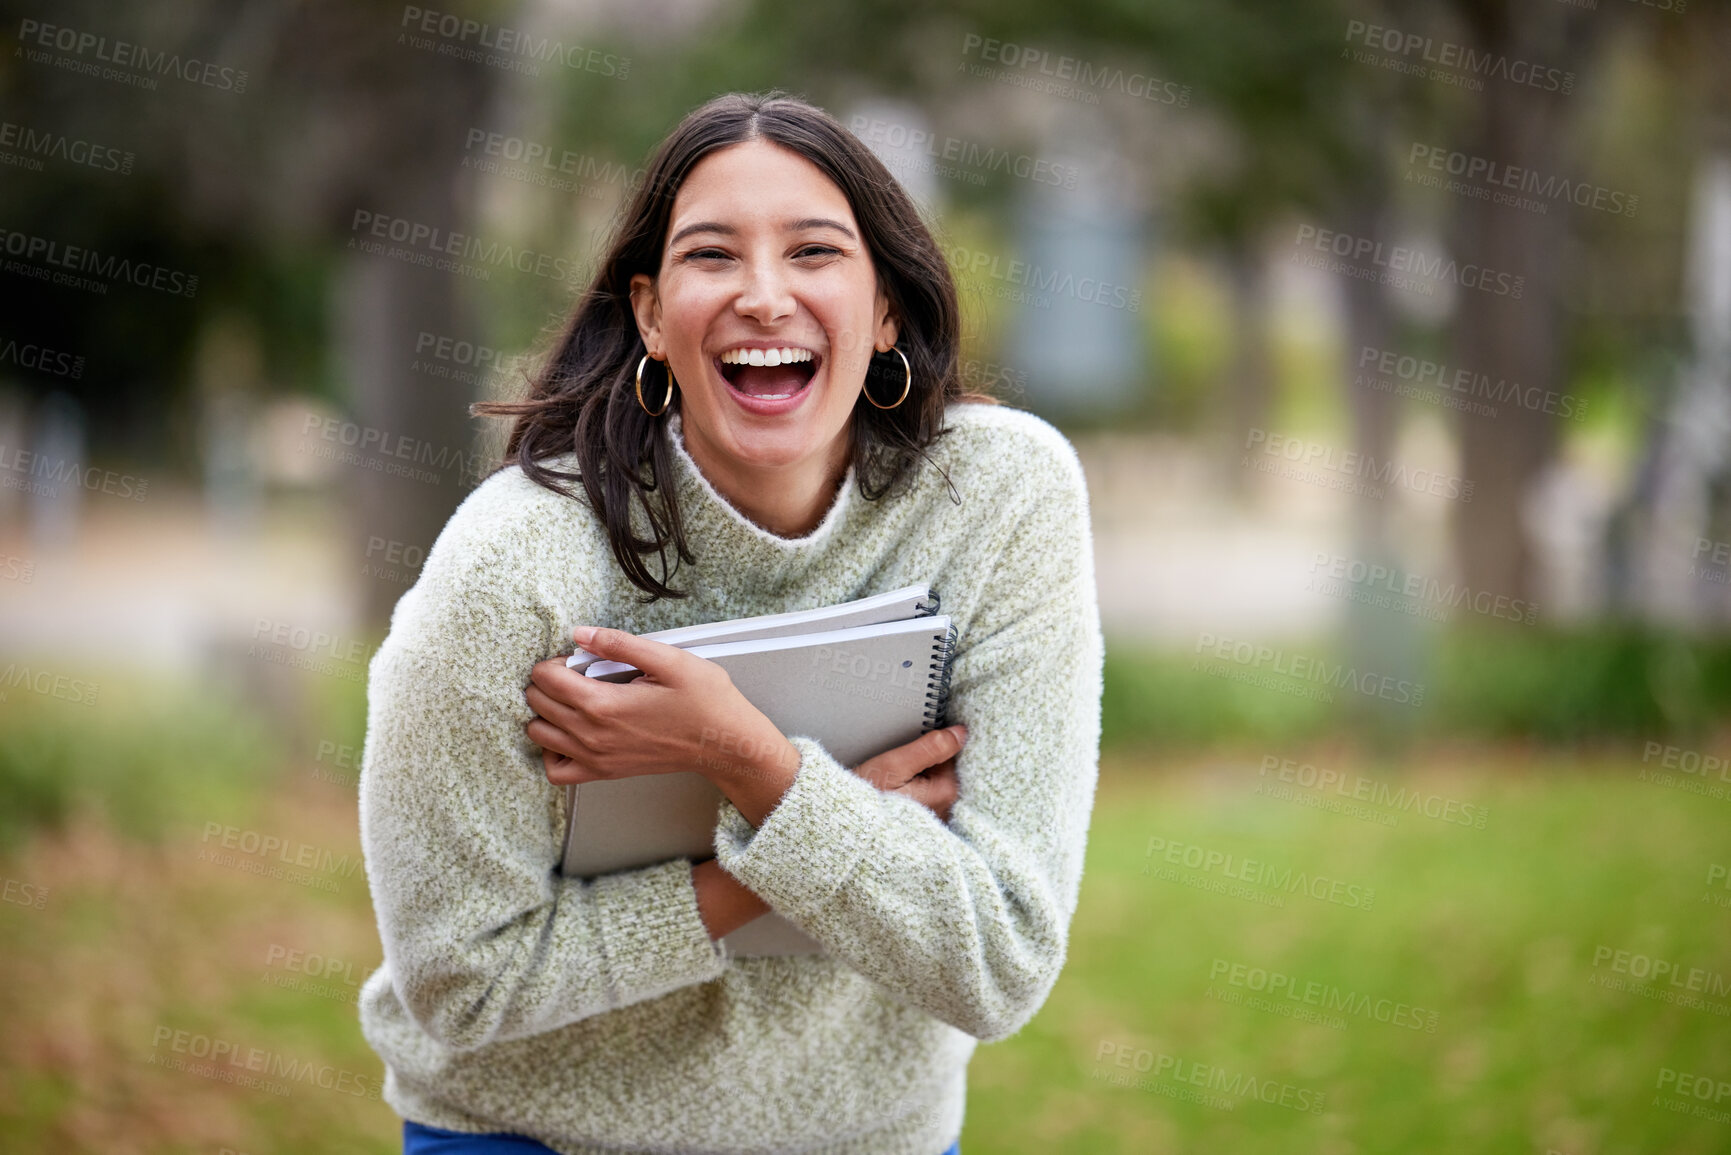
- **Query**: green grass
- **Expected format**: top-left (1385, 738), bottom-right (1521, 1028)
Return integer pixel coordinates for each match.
top-left (2, 665), bottom-right (1729, 1151)
top-left (0, 672), bottom-right (280, 854)
top-left (964, 748), bottom-right (1731, 1154)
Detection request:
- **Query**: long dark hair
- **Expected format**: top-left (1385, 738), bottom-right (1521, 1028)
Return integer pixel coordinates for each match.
top-left (473, 90), bottom-right (994, 603)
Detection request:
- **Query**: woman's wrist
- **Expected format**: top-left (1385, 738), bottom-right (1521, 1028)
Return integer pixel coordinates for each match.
top-left (691, 857), bottom-right (770, 941)
top-left (695, 723), bottom-right (802, 829)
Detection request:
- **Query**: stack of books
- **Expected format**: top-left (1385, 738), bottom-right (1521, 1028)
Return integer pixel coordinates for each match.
top-left (557, 584), bottom-right (958, 957)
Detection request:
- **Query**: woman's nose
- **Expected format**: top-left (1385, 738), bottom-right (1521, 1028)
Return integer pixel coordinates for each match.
top-left (732, 260), bottom-right (796, 324)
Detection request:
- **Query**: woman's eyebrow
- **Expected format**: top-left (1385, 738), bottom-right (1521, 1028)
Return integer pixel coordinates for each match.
top-left (786, 217), bottom-right (857, 240)
top-left (668, 218), bottom-right (859, 247)
top-left (669, 221), bottom-right (735, 246)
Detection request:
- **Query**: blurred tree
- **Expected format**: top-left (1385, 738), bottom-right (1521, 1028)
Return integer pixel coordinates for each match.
top-left (1440, 0), bottom-right (1604, 606)
top-left (0, 0), bottom-right (512, 626)
top-left (1, 0), bottom-right (1716, 633)
top-left (1604, 4), bottom-right (1731, 626)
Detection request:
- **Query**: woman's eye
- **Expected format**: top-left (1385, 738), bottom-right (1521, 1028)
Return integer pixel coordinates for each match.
top-left (678, 245), bottom-right (839, 263)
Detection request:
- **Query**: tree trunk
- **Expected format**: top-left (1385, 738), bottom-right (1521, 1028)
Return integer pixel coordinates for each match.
top-left (337, 223), bottom-right (484, 631)
top-left (1447, 3), bottom-right (1585, 608)
top-left (334, 65), bottom-right (499, 632)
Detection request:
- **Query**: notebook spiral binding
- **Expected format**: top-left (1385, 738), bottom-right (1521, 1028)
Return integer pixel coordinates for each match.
top-left (922, 622), bottom-right (960, 729)
top-left (914, 589), bottom-right (942, 617)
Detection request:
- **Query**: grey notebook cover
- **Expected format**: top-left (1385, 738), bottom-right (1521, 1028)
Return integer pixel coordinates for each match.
top-left (557, 613), bottom-right (957, 959)
top-left (557, 584), bottom-right (938, 882)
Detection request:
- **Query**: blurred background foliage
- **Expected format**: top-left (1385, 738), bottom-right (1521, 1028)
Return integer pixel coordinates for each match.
top-left (2, 0), bottom-right (1730, 1151)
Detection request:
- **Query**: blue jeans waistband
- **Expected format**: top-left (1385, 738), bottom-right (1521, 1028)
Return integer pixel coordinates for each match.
top-left (403, 1121), bottom-right (960, 1155)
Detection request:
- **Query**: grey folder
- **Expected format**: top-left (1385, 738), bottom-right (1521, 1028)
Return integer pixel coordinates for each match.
top-left (557, 588), bottom-right (957, 958)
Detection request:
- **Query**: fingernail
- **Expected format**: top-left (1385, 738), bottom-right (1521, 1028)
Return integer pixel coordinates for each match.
top-left (952, 724), bottom-right (968, 741)
top-left (572, 626), bottom-right (596, 646)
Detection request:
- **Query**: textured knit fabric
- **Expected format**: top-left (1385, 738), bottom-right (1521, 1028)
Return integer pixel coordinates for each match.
top-left (356, 399), bottom-right (1104, 1155)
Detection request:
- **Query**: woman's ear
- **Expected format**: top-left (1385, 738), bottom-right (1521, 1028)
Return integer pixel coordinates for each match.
top-left (628, 273), bottom-right (664, 356)
top-left (874, 286), bottom-right (900, 352)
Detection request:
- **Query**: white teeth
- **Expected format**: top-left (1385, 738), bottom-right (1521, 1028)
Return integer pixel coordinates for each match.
top-left (718, 346), bottom-right (815, 366)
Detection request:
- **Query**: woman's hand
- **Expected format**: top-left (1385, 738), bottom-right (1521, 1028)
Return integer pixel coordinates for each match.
top-left (526, 625), bottom-right (967, 826)
top-left (691, 724), bottom-right (966, 942)
top-left (526, 627), bottom-right (798, 789)
top-left (858, 724), bottom-right (967, 823)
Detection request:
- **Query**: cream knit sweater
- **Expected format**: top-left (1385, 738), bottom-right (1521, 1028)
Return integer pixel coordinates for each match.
top-left (356, 399), bottom-right (1104, 1155)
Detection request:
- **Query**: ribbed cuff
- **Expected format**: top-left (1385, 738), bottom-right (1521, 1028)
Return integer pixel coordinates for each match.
top-left (712, 735), bottom-right (886, 919)
top-left (586, 857), bottom-right (728, 1006)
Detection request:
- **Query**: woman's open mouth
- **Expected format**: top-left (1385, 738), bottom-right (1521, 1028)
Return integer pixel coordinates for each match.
top-left (713, 345), bottom-right (822, 411)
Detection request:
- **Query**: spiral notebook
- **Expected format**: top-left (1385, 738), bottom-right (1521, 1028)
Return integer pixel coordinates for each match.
top-left (556, 586), bottom-right (957, 958)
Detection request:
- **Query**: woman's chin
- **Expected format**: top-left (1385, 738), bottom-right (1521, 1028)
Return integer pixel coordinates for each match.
top-left (717, 423), bottom-right (820, 468)
top-left (689, 396), bottom-right (843, 470)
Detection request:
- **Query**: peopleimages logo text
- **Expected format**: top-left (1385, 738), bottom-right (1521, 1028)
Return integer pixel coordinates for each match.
top-left (1245, 428), bottom-right (1472, 502)
top-left (0, 120), bottom-right (134, 174)
top-left (960, 35), bottom-right (1190, 106)
top-left (1293, 225), bottom-right (1523, 298)
top-left (1308, 551), bottom-right (1537, 626)
top-left (1258, 755), bottom-right (1489, 829)
top-left (1357, 345), bottom-right (1586, 421)
top-left (16, 18), bottom-right (251, 92)
top-left (1195, 631), bottom-right (1426, 707)
top-left (0, 227), bottom-right (197, 296)
top-left (849, 117), bottom-right (1079, 189)
top-left (1209, 958), bottom-right (1440, 1032)
top-left (1407, 144), bottom-right (1636, 217)
top-left (398, 7), bottom-right (628, 77)
top-left (939, 242), bottom-right (1140, 311)
top-left (1343, 20), bottom-right (1575, 94)
top-left (349, 210), bottom-right (583, 286)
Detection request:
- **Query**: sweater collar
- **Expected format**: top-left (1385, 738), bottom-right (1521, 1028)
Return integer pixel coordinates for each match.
top-left (661, 409), bottom-right (862, 591)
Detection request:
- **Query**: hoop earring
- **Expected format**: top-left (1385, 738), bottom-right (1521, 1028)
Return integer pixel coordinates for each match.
top-left (636, 354), bottom-right (676, 417)
top-left (862, 345), bottom-right (911, 410)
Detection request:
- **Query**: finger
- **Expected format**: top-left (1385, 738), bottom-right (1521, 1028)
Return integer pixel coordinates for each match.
top-left (894, 762), bottom-right (956, 796)
top-left (893, 764), bottom-right (958, 822)
top-left (922, 763), bottom-right (960, 822)
top-left (527, 717), bottom-right (589, 762)
top-left (571, 626), bottom-right (700, 684)
top-left (857, 747), bottom-right (916, 791)
top-left (525, 683), bottom-right (585, 733)
top-left (858, 724), bottom-right (965, 791)
top-left (905, 725), bottom-right (967, 773)
top-left (890, 774), bottom-right (931, 805)
top-left (528, 657), bottom-right (605, 708)
top-left (885, 755), bottom-right (955, 791)
top-left (924, 724), bottom-right (967, 758)
top-left (921, 761), bottom-right (959, 791)
top-left (543, 747), bottom-right (591, 786)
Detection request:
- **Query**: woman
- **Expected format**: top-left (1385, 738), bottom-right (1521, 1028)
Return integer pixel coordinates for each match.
top-left (357, 90), bottom-right (1104, 1155)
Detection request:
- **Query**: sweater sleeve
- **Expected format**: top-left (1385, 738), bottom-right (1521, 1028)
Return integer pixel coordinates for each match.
top-left (358, 482), bottom-right (727, 1055)
top-left (711, 426), bottom-right (1104, 1043)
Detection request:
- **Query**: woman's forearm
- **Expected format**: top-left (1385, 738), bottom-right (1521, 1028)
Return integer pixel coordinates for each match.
top-left (691, 857), bottom-right (772, 941)
top-left (698, 728), bottom-right (804, 828)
